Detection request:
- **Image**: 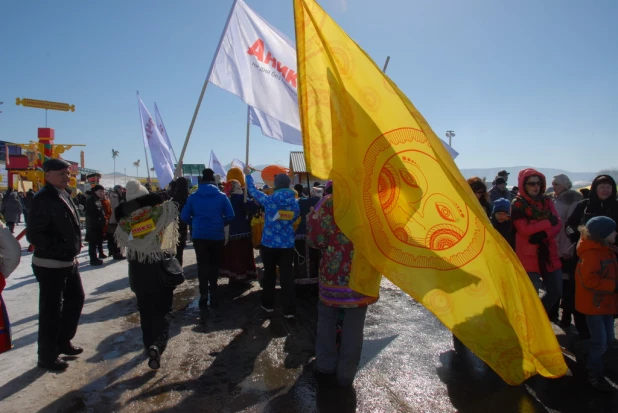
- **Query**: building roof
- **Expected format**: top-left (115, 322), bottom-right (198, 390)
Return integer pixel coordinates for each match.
top-left (289, 151), bottom-right (306, 173)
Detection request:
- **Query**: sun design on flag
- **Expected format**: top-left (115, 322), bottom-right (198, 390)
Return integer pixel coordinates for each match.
top-left (364, 128), bottom-right (485, 270)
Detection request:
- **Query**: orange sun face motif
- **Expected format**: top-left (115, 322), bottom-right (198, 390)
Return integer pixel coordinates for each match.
top-left (363, 128), bottom-right (485, 270)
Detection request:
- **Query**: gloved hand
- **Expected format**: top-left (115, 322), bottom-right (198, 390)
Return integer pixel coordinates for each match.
top-left (548, 215), bottom-right (558, 226)
top-left (529, 231), bottom-right (547, 245)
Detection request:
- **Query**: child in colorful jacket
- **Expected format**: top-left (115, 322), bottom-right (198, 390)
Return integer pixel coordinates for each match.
top-left (574, 216), bottom-right (618, 392)
top-left (245, 167), bottom-right (300, 317)
top-left (307, 188), bottom-right (378, 387)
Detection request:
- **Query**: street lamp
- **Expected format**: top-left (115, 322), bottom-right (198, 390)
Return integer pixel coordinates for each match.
top-left (446, 130), bottom-right (455, 147)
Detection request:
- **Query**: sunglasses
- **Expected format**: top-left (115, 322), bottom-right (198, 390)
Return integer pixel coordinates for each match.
top-left (526, 181), bottom-right (541, 187)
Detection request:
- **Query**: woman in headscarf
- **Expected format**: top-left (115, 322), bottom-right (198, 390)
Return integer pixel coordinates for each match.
top-left (511, 169), bottom-right (563, 316)
top-left (115, 179), bottom-right (180, 370)
top-left (0, 220), bottom-right (21, 354)
top-left (220, 179), bottom-right (257, 285)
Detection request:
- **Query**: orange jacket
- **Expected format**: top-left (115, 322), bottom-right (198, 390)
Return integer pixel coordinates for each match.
top-left (575, 237), bottom-right (618, 315)
top-left (101, 199), bottom-right (112, 233)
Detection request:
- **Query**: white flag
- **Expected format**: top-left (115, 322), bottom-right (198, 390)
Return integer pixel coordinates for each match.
top-left (154, 103), bottom-right (178, 162)
top-left (248, 106), bottom-right (302, 145)
top-left (137, 97), bottom-right (175, 188)
top-left (209, 150), bottom-right (227, 178)
top-left (442, 140), bottom-right (459, 159)
top-left (231, 158), bottom-right (245, 170)
top-left (208, 0), bottom-right (301, 145)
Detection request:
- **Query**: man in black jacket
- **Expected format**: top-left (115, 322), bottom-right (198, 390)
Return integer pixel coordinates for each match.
top-left (85, 185), bottom-right (106, 265)
top-left (27, 159), bottom-right (85, 371)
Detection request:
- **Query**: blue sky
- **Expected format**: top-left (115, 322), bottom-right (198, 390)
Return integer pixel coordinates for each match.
top-left (1, 0), bottom-right (616, 176)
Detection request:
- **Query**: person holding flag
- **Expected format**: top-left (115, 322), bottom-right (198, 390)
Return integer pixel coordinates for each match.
top-left (244, 166), bottom-right (299, 318)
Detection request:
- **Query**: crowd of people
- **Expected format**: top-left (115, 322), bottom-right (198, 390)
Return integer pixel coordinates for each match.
top-left (469, 169), bottom-right (618, 392)
top-left (1, 158), bottom-right (618, 394)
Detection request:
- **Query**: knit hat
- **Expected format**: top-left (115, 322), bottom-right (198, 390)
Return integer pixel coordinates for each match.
top-left (495, 177), bottom-right (506, 186)
top-left (92, 184), bottom-right (105, 192)
top-left (586, 216), bottom-right (616, 240)
top-left (492, 198), bottom-right (511, 215)
top-left (202, 168), bottom-right (215, 183)
top-left (552, 174), bottom-right (572, 190)
top-left (274, 174), bottom-right (291, 189)
top-left (125, 179), bottom-right (149, 202)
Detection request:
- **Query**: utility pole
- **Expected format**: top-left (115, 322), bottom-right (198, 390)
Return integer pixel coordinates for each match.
top-left (445, 130), bottom-right (456, 147)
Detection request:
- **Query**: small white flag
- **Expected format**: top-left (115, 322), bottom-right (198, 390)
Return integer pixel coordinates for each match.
top-left (208, 0), bottom-right (301, 145)
top-left (231, 158), bottom-right (245, 170)
top-left (154, 103), bottom-right (178, 162)
top-left (209, 150), bottom-right (227, 178)
top-left (137, 96), bottom-right (175, 188)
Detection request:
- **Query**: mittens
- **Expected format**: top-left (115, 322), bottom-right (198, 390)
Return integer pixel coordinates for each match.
top-left (529, 231), bottom-right (548, 245)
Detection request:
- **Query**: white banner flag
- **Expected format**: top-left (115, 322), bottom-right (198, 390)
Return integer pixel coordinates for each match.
top-left (209, 150), bottom-right (227, 179)
top-left (138, 97), bottom-right (175, 188)
top-left (208, 0), bottom-right (301, 145)
top-left (231, 158), bottom-right (245, 170)
top-left (154, 102), bottom-right (178, 162)
top-left (248, 106), bottom-right (302, 145)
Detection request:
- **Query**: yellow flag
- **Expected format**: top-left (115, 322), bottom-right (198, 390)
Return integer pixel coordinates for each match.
top-left (294, 0), bottom-right (567, 385)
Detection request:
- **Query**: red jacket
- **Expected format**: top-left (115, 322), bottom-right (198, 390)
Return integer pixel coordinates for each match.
top-left (512, 169), bottom-right (562, 274)
top-left (575, 237), bottom-right (618, 315)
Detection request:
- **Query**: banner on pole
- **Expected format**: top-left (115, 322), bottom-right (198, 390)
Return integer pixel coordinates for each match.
top-left (137, 97), bottom-right (175, 188)
top-left (209, 0), bottom-right (302, 145)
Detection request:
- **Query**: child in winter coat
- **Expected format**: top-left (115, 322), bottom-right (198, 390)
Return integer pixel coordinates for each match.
top-left (574, 216), bottom-right (618, 392)
top-left (490, 198), bottom-right (515, 251)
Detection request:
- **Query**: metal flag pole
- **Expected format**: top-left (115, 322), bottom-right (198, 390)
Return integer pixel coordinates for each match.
top-left (136, 92), bottom-right (152, 183)
top-left (175, 0), bottom-right (239, 178)
top-left (382, 56), bottom-right (390, 72)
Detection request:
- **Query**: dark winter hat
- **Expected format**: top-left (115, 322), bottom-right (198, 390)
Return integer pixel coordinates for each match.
top-left (586, 216), bottom-right (616, 240)
top-left (498, 170), bottom-right (510, 177)
top-left (202, 168), bottom-right (216, 183)
top-left (492, 198), bottom-right (511, 215)
top-left (43, 158), bottom-right (70, 172)
top-left (495, 177), bottom-right (506, 186)
top-left (313, 182), bottom-right (321, 187)
top-left (92, 185), bottom-right (105, 192)
top-left (275, 174), bottom-right (291, 189)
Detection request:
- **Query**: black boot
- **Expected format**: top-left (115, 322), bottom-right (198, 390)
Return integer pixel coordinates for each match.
top-left (38, 358), bottom-right (69, 371)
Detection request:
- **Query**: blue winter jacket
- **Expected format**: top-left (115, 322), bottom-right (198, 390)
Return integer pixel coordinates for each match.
top-left (246, 175), bottom-right (299, 249)
top-left (181, 183), bottom-right (234, 241)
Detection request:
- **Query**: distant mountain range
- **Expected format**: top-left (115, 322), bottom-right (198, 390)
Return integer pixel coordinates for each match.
top-left (103, 166), bottom-right (598, 188)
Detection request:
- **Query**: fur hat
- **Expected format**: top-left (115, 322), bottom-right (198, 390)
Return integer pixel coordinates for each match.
top-left (552, 174), bottom-right (572, 190)
top-left (586, 216), bottom-right (616, 240)
top-left (274, 174), bottom-right (291, 189)
top-left (492, 198), bottom-right (511, 215)
top-left (125, 179), bottom-right (149, 202)
top-left (495, 177), bottom-right (506, 186)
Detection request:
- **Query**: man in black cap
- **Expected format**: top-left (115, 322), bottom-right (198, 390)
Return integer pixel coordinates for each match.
top-left (27, 158), bottom-right (85, 371)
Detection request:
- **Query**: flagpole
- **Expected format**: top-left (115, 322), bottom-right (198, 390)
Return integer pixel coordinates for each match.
top-left (175, 0), bottom-right (239, 178)
top-left (136, 92), bottom-right (152, 183)
top-left (245, 106), bottom-right (251, 166)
